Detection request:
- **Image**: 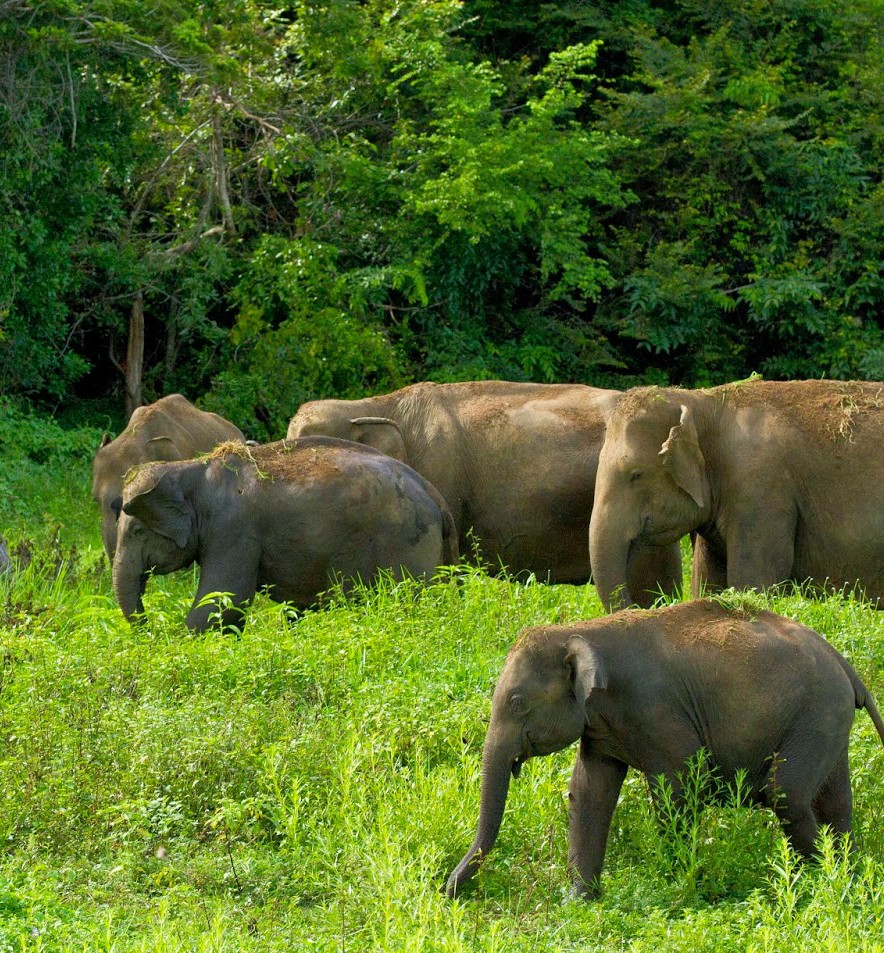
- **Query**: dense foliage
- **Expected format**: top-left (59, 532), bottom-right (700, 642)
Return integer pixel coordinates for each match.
top-left (2, 0), bottom-right (882, 436)
top-left (0, 422), bottom-right (883, 950)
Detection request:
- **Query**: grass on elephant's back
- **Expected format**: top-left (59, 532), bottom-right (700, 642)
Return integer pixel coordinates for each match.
top-left (0, 549), bottom-right (883, 949)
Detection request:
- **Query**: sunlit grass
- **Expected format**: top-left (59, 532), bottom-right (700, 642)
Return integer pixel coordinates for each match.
top-left (0, 437), bottom-right (883, 950)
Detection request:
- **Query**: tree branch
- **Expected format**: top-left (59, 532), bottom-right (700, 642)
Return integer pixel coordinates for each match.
top-left (127, 119), bottom-right (213, 232)
top-left (161, 225), bottom-right (225, 259)
top-left (65, 49), bottom-right (76, 147)
top-left (215, 91), bottom-right (284, 136)
top-left (67, 15), bottom-right (204, 73)
top-left (212, 108), bottom-right (236, 234)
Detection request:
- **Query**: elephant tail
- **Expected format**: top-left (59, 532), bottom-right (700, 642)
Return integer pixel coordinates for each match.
top-left (841, 658), bottom-right (884, 749)
top-left (861, 692), bottom-right (884, 750)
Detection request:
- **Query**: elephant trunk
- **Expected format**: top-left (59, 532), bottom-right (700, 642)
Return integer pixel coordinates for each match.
top-left (113, 548), bottom-right (148, 622)
top-left (446, 727), bottom-right (515, 897)
top-left (101, 514), bottom-right (117, 564)
top-left (589, 514), bottom-right (634, 612)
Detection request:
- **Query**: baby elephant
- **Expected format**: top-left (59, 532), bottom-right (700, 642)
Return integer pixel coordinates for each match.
top-left (447, 600), bottom-right (884, 899)
top-left (113, 437), bottom-right (458, 631)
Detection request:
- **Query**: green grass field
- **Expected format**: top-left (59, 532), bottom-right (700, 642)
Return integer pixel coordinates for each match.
top-left (1, 411), bottom-right (883, 951)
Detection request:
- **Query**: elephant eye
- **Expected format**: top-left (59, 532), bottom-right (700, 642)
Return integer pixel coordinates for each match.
top-left (629, 470), bottom-right (642, 483)
top-left (509, 693), bottom-right (526, 714)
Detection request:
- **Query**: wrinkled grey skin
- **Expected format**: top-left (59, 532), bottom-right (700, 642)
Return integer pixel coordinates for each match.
top-left (288, 381), bottom-right (681, 604)
top-left (589, 380), bottom-right (884, 611)
top-left (113, 437), bottom-right (458, 632)
top-left (447, 600), bottom-right (884, 899)
top-left (92, 394), bottom-right (244, 561)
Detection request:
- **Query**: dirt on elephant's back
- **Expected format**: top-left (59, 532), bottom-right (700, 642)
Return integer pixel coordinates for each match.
top-left (715, 379), bottom-right (884, 444)
top-left (208, 438), bottom-right (355, 482)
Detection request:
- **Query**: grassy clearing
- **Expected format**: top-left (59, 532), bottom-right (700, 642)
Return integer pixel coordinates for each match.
top-left (0, 416), bottom-right (883, 951)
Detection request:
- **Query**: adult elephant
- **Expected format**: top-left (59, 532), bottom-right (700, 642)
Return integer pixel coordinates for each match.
top-left (288, 381), bottom-right (682, 603)
top-left (589, 379), bottom-right (884, 611)
top-left (92, 394), bottom-right (244, 561)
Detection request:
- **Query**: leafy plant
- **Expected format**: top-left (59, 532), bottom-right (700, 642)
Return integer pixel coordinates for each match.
top-left (1, 437), bottom-right (883, 949)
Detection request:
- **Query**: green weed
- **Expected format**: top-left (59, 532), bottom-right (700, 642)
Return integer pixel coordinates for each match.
top-left (1, 422), bottom-right (883, 950)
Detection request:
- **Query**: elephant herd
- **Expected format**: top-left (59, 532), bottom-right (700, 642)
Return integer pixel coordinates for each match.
top-left (90, 378), bottom-right (884, 898)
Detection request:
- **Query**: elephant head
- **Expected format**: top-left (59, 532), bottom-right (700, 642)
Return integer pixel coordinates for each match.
top-left (93, 430), bottom-right (185, 561)
top-left (590, 392), bottom-right (710, 611)
top-left (446, 628), bottom-right (590, 897)
top-left (112, 463), bottom-right (198, 621)
top-left (287, 401), bottom-right (408, 462)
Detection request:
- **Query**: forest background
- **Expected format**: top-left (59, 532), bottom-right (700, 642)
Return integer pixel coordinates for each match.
top-left (2, 4), bottom-right (884, 948)
top-left (1, 0), bottom-right (883, 438)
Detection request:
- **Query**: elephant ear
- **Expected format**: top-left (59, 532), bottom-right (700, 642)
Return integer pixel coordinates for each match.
top-left (146, 435), bottom-right (185, 462)
top-left (349, 417), bottom-right (407, 461)
top-left (566, 637), bottom-right (609, 709)
top-left (122, 469), bottom-right (192, 548)
top-left (659, 404), bottom-right (709, 509)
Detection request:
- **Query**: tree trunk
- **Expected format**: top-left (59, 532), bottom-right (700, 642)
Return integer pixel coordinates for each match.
top-left (213, 110), bottom-right (236, 235)
top-left (164, 300), bottom-right (178, 388)
top-left (125, 289), bottom-right (144, 421)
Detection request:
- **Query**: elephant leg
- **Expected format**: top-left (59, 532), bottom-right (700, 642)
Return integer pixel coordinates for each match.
top-left (764, 752), bottom-right (822, 858)
top-left (771, 793), bottom-right (819, 859)
top-left (766, 732), bottom-right (856, 859)
top-left (187, 554), bottom-right (258, 632)
top-left (628, 542), bottom-right (682, 608)
top-left (813, 750), bottom-right (853, 845)
top-left (727, 502), bottom-right (798, 589)
top-left (567, 742), bottom-right (627, 898)
top-left (726, 503), bottom-right (797, 591)
top-left (690, 534), bottom-right (727, 598)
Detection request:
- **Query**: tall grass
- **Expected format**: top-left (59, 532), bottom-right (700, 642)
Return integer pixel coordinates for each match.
top-left (0, 416), bottom-right (882, 950)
